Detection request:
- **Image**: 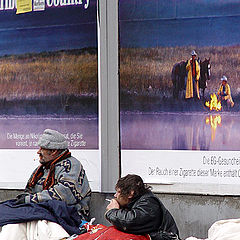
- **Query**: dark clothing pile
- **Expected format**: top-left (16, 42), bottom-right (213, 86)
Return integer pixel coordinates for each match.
top-left (0, 199), bottom-right (83, 235)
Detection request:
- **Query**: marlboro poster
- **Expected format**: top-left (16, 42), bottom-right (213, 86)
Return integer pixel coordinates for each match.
top-left (119, 0), bottom-right (240, 194)
top-left (0, 0), bottom-right (99, 190)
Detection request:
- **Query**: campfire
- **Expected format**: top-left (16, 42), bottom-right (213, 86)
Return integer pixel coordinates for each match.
top-left (205, 93), bottom-right (222, 111)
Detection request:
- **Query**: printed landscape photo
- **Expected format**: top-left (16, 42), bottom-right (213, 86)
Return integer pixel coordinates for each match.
top-left (119, 0), bottom-right (240, 151)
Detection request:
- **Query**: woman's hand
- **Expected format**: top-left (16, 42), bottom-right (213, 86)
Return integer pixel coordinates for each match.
top-left (106, 199), bottom-right (120, 211)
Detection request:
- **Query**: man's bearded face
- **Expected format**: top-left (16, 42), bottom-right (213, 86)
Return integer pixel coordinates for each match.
top-left (37, 147), bottom-right (55, 164)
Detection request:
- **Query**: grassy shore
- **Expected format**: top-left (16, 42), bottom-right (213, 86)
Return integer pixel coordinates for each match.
top-left (0, 48), bottom-right (98, 100)
top-left (120, 45), bottom-right (240, 97)
top-left (2, 46), bottom-right (240, 113)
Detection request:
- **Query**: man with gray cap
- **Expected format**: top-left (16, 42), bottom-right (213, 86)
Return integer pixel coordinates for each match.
top-left (22, 129), bottom-right (91, 217)
top-left (0, 129), bottom-right (91, 239)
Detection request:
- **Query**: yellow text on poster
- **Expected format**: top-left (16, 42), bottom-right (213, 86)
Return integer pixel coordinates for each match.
top-left (16, 0), bottom-right (32, 14)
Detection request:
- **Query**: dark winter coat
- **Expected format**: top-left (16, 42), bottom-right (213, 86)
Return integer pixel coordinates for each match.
top-left (105, 191), bottom-right (179, 239)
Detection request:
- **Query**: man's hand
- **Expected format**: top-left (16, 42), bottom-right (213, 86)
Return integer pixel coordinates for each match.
top-left (14, 193), bottom-right (28, 205)
top-left (106, 199), bottom-right (120, 211)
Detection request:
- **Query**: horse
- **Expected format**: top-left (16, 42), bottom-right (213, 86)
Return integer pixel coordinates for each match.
top-left (171, 61), bottom-right (187, 99)
top-left (171, 58), bottom-right (211, 99)
top-left (199, 58), bottom-right (211, 98)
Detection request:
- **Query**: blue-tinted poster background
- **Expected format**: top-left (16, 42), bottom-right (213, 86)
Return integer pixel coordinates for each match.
top-left (0, 4), bottom-right (97, 54)
top-left (0, 1), bottom-right (98, 149)
top-left (119, 0), bottom-right (240, 47)
top-left (119, 0), bottom-right (240, 151)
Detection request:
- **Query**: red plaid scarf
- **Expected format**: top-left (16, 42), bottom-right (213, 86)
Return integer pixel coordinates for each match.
top-left (27, 150), bottom-right (71, 190)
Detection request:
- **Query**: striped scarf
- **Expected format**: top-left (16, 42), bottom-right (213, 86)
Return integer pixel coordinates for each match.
top-left (191, 59), bottom-right (196, 78)
top-left (27, 149), bottom-right (71, 190)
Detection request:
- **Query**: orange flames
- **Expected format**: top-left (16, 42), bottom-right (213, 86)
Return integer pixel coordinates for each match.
top-left (205, 115), bottom-right (222, 141)
top-left (205, 93), bottom-right (222, 111)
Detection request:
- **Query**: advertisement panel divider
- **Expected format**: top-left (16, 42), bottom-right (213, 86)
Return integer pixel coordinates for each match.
top-left (97, 0), bottom-right (120, 193)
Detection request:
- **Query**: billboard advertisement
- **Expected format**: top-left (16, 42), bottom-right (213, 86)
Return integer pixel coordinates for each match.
top-left (119, 0), bottom-right (240, 194)
top-left (0, 0), bottom-right (99, 190)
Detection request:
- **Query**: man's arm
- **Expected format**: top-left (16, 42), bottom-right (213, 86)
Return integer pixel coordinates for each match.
top-left (225, 84), bottom-right (231, 100)
top-left (186, 60), bottom-right (191, 71)
top-left (105, 197), bottom-right (162, 235)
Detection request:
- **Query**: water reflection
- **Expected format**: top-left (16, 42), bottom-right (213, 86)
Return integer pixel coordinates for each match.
top-left (121, 112), bottom-right (240, 151)
top-left (0, 116), bottom-right (98, 149)
top-left (205, 115), bottom-right (221, 141)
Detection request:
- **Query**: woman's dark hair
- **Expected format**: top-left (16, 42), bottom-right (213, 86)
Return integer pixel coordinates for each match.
top-left (115, 174), bottom-right (151, 198)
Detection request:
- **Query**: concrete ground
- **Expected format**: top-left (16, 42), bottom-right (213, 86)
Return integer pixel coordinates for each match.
top-left (1, 190), bottom-right (240, 239)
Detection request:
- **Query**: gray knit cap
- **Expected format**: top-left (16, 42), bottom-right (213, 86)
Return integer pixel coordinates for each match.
top-left (38, 129), bottom-right (68, 149)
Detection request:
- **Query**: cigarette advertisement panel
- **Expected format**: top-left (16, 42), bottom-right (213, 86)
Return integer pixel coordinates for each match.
top-left (0, 0), bottom-right (99, 190)
top-left (119, 0), bottom-right (240, 194)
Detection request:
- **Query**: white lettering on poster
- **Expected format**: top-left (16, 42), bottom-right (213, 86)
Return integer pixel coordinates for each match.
top-left (5, 0), bottom-right (15, 9)
top-left (45, 0), bottom-right (89, 8)
top-left (6, 132), bottom-right (86, 148)
top-left (0, 0), bottom-right (89, 10)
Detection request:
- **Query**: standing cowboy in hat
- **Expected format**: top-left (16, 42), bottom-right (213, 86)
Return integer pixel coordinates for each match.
top-left (217, 75), bottom-right (234, 108)
top-left (185, 50), bottom-right (200, 99)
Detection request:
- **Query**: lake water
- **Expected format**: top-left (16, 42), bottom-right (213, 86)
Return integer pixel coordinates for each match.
top-left (0, 23), bottom-right (97, 56)
top-left (3, 111), bottom-right (239, 151)
top-left (120, 112), bottom-right (240, 151)
top-left (119, 16), bottom-right (240, 48)
top-left (0, 116), bottom-right (98, 149)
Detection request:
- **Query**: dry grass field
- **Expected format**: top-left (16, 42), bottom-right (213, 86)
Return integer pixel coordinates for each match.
top-left (2, 46), bottom-right (240, 101)
top-left (120, 45), bottom-right (240, 97)
top-left (0, 49), bottom-right (98, 100)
